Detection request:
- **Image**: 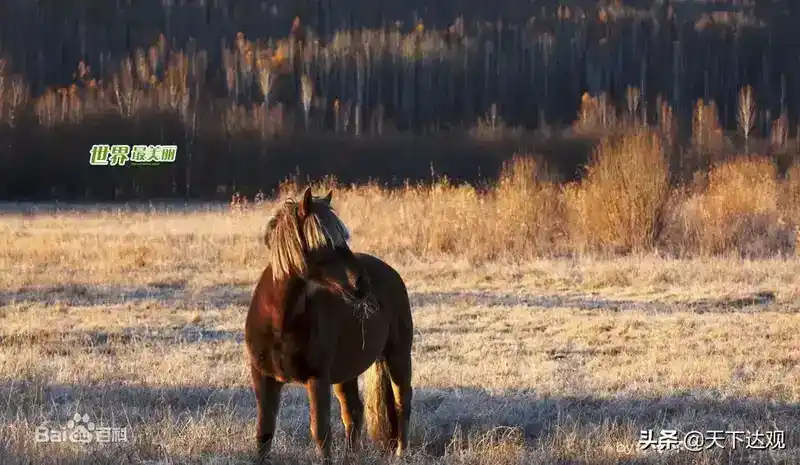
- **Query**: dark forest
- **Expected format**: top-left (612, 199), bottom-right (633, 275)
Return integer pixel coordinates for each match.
top-left (0, 0), bottom-right (797, 200)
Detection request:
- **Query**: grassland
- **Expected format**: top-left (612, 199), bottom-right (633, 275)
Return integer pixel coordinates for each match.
top-left (1, 170), bottom-right (800, 464)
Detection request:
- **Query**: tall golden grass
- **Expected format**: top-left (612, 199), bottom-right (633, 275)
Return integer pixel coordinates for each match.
top-left (565, 128), bottom-right (670, 254)
top-left (254, 128), bottom-right (798, 263)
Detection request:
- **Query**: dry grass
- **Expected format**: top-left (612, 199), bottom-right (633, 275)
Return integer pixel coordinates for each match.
top-left (565, 128), bottom-right (670, 255)
top-left (662, 156), bottom-right (796, 257)
top-left (780, 164), bottom-right (800, 228)
top-left (2, 183), bottom-right (800, 464)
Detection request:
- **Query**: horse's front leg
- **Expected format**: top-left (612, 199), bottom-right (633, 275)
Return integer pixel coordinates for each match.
top-left (334, 378), bottom-right (363, 452)
top-left (306, 376), bottom-right (332, 463)
top-left (251, 364), bottom-right (283, 464)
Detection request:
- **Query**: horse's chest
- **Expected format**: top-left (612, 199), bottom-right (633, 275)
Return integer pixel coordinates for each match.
top-left (259, 314), bottom-right (326, 383)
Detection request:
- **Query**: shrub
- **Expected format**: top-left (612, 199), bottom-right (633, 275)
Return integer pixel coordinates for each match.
top-left (662, 156), bottom-right (795, 257)
top-left (566, 128), bottom-right (670, 254)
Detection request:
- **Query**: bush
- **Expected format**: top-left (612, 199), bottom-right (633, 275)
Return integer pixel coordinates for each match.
top-left (662, 156), bottom-right (796, 257)
top-left (566, 128), bottom-right (670, 254)
top-left (489, 156), bottom-right (567, 259)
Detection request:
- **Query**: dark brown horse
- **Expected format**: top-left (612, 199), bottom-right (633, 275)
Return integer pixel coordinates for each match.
top-left (245, 187), bottom-right (414, 464)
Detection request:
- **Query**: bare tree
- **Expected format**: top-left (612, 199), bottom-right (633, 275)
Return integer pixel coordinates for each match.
top-left (737, 85), bottom-right (756, 152)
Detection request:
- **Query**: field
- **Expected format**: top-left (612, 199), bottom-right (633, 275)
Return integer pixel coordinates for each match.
top-left (2, 177), bottom-right (800, 465)
top-left (2, 0), bottom-right (800, 463)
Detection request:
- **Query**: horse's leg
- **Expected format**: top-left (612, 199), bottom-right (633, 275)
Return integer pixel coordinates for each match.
top-left (306, 376), bottom-right (332, 463)
top-left (334, 378), bottom-right (364, 452)
top-left (386, 350), bottom-right (413, 456)
top-left (251, 364), bottom-right (283, 463)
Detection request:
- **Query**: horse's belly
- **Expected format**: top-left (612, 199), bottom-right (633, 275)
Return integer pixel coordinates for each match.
top-left (328, 320), bottom-right (389, 383)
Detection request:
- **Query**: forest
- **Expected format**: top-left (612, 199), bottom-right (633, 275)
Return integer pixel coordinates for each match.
top-left (0, 0), bottom-right (798, 200)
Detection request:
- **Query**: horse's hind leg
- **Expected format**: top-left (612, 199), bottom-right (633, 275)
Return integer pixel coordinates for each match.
top-left (250, 364), bottom-right (283, 463)
top-left (386, 349), bottom-right (413, 456)
top-left (334, 378), bottom-right (364, 452)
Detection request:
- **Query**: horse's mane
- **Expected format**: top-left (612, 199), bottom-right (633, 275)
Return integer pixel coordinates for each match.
top-left (264, 196), bottom-right (351, 282)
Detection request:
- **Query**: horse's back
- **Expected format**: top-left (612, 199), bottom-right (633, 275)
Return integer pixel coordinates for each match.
top-left (357, 253), bottom-right (409, 304)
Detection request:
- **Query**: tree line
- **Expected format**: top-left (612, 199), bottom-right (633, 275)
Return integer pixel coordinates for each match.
top-left (0, 0), bottom-right (798, 200)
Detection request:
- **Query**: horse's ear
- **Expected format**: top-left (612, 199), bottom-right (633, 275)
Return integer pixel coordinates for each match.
top-left (322, 190), bottom-right (333, 205)
top-left (298, 186), bottom-right (314, 219)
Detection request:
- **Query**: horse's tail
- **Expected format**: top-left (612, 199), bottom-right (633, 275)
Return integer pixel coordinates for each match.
top-left (364, 358), bottom-right (398, 450)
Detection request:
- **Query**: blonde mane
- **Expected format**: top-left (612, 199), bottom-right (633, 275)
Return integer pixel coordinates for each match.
top-left (264, 196), bottom-right (351, 282)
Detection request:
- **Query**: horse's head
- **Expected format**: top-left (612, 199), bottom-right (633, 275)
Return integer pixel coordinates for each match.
top-left (264, 187), bottom-right (369, 302)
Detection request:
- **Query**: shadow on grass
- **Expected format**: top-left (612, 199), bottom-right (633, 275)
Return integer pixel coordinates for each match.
top-left (0, 282), bottom-right (786, 315)
top-left (0, 328), bottom-right (244, 354)
top-left (0, 201), bottom-right (230, 215)
top-left (0, 379), bottom-right (798, 464)
top-left (412, 289), bottom-right (784, 314)
top-left (0, 281), bottom-right (251, 310)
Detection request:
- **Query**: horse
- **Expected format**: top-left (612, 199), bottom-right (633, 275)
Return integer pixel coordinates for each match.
top-left (244, 186), bottom-right (414, 464)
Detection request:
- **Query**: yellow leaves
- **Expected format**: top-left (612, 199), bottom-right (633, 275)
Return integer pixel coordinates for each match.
top-left (272, 44), bottom-right (287, 65)
top-left (598, 8), bottom-right (609, 24)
